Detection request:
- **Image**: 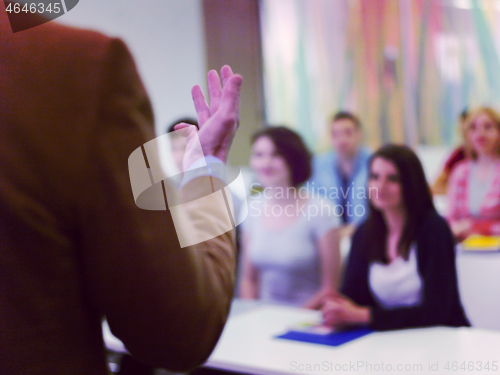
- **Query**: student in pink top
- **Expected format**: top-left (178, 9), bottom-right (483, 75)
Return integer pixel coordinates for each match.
top-left (431, 109), bottom-right (469, 195)
top-left (447, 107), bottom-right (500, 241)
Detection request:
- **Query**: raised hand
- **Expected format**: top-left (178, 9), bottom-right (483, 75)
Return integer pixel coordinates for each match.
top-left (176, 65), bottom-right (243, 164)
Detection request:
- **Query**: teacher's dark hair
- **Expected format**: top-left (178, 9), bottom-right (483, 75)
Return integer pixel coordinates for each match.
top-left (365, 144), bottom-right (436, 263)
top-left (251, 126), bottom-right (312, 187)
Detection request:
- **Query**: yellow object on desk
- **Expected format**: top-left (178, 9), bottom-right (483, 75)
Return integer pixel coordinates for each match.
top-left (462, 235), bottom-right (500, 251)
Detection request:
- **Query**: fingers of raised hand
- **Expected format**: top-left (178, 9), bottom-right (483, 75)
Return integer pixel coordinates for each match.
top-left (220, 65), bottom-right (234, 87)
top-left (219, 74), bottom-right (243, 123)
top-left (192, 85), bottom-right (210, 127)
top-left (191, 65), bottom-right (242, 153)
top-left (207, 69), bottom-right (222, 116)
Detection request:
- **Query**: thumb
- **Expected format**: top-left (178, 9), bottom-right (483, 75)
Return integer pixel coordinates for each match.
top-left (173, 122), bottom-right (197, 136)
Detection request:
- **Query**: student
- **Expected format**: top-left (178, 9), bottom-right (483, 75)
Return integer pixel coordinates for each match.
top-left (310, 111), bottom-right (371, 238)
top-left (322, 145), bottom-right (469, 330)
top-left (239, 126), bottom-right (341, 309)
top-left (447, 107), bottom-right (500, 240)
top-left (432, 109), bottom-right (469, 195)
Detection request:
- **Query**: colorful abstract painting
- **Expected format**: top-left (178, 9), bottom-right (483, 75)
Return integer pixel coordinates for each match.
top-left (260, 0), bottom-right (500, 151)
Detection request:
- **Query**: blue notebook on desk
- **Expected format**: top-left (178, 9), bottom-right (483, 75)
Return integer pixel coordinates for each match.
top-left (277, 326), bottom-right (373, 346)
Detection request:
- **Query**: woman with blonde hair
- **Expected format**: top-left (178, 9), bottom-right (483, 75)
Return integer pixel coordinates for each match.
top-left (431, 109), bottom-right (469, 195)
top-left (447, 106), bottom-right (500, 240)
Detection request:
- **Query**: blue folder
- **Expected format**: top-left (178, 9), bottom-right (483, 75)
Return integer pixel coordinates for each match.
top-left (276, 328), bottom-right (373, 346)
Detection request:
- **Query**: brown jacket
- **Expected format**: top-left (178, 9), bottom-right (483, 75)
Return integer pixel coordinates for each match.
top-left (0, 6), bottom-right (235, 374)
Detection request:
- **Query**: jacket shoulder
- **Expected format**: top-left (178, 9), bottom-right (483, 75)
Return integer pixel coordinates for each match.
top-left (2, 15), bottom-right (117, 66)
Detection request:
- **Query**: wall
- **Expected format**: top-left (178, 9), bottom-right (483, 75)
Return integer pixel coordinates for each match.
top-left (203, 0), bottom-right (265, 166)
top-left (57, 0), bottom-right (206, 136)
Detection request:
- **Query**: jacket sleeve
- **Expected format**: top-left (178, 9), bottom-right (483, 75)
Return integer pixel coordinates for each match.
top-left (369, 213), bottom-right (467, 330)
top-left (79, 38), bottom-right (235, 371)
top-left (341, 224), bottom-right (375, 307)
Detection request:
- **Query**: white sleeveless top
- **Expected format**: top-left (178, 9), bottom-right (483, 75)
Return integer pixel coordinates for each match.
top-left (369, 245), bottom-right (423, 309)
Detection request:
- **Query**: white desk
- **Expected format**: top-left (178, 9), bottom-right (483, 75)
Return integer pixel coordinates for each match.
top-left (102, 299), bottom-right (500, 374)
top-left (456, 248), bottom-right (500, 330)
top-left (205, 304), bottom-right (500, 375)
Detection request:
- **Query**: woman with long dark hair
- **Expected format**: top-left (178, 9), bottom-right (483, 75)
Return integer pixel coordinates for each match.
top-left (322, 144), bottom-right (469, 330)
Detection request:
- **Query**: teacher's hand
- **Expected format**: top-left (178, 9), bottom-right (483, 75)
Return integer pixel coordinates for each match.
top-left (176, 65), bottom-right (242, 164)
